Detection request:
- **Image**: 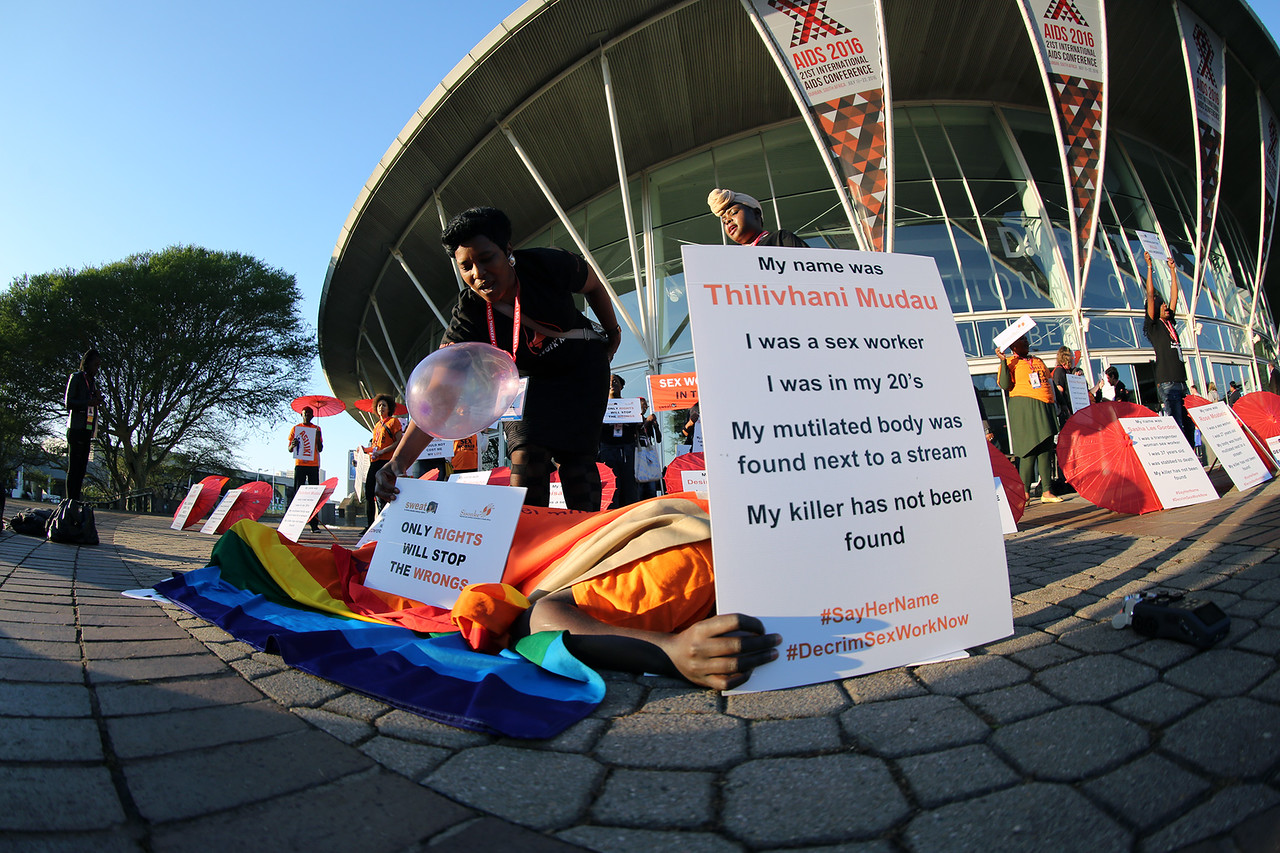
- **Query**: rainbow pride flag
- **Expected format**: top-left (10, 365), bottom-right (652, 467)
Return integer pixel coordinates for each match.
top-left (154, 521), bottom-right (605, 739)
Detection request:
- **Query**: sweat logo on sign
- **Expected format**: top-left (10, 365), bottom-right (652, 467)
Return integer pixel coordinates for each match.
top-left (770, 0), bottom-right (850, 47)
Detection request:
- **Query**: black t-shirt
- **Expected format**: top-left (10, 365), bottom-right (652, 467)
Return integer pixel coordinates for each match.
top-left (757, 230), bottom-right (808, 248)
top-left (1142, 315), bottom-right (1187, 384)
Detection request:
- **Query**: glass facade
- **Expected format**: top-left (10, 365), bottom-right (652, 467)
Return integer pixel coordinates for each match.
top-left (512, 104), bottom-right (1277, 457)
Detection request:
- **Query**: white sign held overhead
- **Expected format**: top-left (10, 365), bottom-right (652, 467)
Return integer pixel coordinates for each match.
top-left (992, 315), bottom-right (1036, 352)
top-left (682, 244), bottom-right (1012, 693)
top-left (1065, 373), bottom-right (1091, 414)
top-left (1135, 230), bottom-right (1168, 261)
top-left (1120, 417), bottom-right (1218, 509)
top-left (363, 479), bottom-right (525, 609)
top-left (602, 398), bottom-right (643, 423)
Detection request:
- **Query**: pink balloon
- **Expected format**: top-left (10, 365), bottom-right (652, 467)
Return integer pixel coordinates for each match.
top-left (405, 343), bottom-right (521, 439)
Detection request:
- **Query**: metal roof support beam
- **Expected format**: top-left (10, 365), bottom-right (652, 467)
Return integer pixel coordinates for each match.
top-left (368, 297), bottom-right (409, 390)
top-left (360, 331), bottom-right (405, 400)
top-left (599, 51), bottom-right (650, 348)
top-left (499, 123), bottom-right (652, 363)
top-left (389, 247), bottom-right (451, 329)
top-left (436, 195), bottom-right (467, 293)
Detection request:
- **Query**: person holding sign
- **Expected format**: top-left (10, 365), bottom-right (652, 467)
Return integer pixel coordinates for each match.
top-left (378, 207), bottom-right (622, 510)
top-left (599, 374), bottom-right (639, 509)
top-left (1051, 347), bottom-right (1074, 424)
top-left (1143, 252), bottom-right (1194, 445)
top-left (1091, 366), bottom-right (1131, 403)
top-left (360, 394), bottom-right (402, 530)
top-left (996, 335), bottom-right (1062, 503)
top-left (286, 406), bottom-right (323, 534)
top-left (707, 188), bottom-right (806, 248)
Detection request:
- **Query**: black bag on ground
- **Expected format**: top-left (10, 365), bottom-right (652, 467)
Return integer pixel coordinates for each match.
top-left (7, 508), bottom-right (53, 537)
top-left (46, 499), bottom-right (99, 546)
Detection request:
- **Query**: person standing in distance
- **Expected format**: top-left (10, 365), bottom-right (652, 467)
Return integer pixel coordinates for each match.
top-left (361, 394), bottom-right (403, 531)
top-left (287, 406), bottom-right (323, 534)
top-left (707, 188), bottom-right (807, 248)
top-left (64, 349), bottom-right (103, 501)
top-left (1143, 251), bottom-right (1193, 445)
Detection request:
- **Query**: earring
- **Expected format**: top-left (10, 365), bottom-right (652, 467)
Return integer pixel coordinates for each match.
top-left (508, 255), bottom-right (516, 267)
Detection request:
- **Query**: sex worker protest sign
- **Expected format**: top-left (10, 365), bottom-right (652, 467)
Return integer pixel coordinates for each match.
top-left (363, 478), bottom-right (525, 609)
top-left (682, 244), bottom-right (1012, 693)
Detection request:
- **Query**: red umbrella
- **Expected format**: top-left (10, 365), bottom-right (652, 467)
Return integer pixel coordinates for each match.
top-left (174, 475), bottom-right (229, 529)
top-left (986, 440), bottom-right (1026, 522)
top-left (301, 477), bottom-right (340, 525)
top-left (291, 395), bottom-right (346, 417)
top-left (1057, 401), bottom-right (1162, 515)
top-left (1233, 391), bottom-right (1280, 441)
top-left (665, 451), bottom-right (706, 495)
top-left (206, 481), bottom-right (276, 534)
top-left (354, 397), bottom-right (409, 417)
top-left (1184, 394), bottom-right (1212, 409)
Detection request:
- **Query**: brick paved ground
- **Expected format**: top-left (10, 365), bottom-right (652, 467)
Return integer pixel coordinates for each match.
top-left (2, 482), bottom-right (1279, 852)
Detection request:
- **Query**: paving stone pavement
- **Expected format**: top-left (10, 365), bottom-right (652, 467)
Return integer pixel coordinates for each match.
top-left (2, 482), bottom-right (1280, 852)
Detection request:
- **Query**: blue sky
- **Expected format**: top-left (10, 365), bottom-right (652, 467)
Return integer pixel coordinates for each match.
top-left (2, 0), bottom-right (1278, 491)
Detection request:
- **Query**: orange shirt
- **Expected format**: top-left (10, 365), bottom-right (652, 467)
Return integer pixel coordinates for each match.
top-left (452, 435), bottom-right (478, 471)
top-left (369, 417), bottom-right (403, 461)
top-left (1006, 355), bottom-right (1053, 403)
top-left (288, 423), bottom-right (322, 467)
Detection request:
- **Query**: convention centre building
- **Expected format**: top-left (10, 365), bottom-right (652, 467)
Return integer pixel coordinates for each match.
top-left (318, 0), bottom-right (1280, 455)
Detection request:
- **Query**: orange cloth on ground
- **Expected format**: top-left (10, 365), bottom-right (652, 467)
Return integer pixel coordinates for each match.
top-left (1006, 355), bottom-right (1053, 403)
top-left (571, 541), bottom-right (714, 633)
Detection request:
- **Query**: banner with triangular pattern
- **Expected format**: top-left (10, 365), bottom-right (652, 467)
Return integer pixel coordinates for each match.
top-left (747, 0), bottom-right (893, 251)
top-left (1175, 2), bottom-right (1226, 294)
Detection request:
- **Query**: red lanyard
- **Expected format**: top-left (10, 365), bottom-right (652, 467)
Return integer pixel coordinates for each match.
top-left (485, 289), bottom-right (520, 362)
top-left (1162, 319), bottom-right (1178, 343)
top-left (751, 231), bottom-right (770, 246)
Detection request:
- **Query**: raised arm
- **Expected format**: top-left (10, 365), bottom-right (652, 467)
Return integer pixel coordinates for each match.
top-left (1165, 256), bottom-right (1179, 316)
top-left (1144, 251), bottom-right (1158, 321)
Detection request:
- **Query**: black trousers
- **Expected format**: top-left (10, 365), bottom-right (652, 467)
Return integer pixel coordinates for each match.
top-left (66, 430), bottom-right (93, 501)
top-left (365, 459), bottom-right (388, 527)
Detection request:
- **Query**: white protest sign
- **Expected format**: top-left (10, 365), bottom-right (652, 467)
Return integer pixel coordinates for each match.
top-left (692, 421), bottom-right (704, 453)
top-left (680, 469), bottom-right (708, 493)
top-left (1136, 230), bottom-right (1167, 261)
top-left (200, 489), bottom-right (244, 535)
top-left (277, 484), bottom-right (328, 542)
top-left (363, 479), bottom-right (526, 609)
top-left (498, 377), bottom-right (530, 422)
top-left (992, 314), bottom-right (1035, 352)
top-left (171, 484), bottom-right (204, 530)
top-left (417, 438), bottom-right (453, 460)
top-left (1066, 374), bottom-right (1091, 413)
top-left (1268, 436), bottom-right (1280, 460)
top-left (603, 398), bottom-right (643, 423)
top-left (548, 481), bottom-right (567, 508)
top-left (1187, 402), bottom-right (1272, 491)
top-left (450, 470), bottom-right (492, 484)
top-left (994, 478), bottom-right (1017, 534)
top-left (356, 506), bottom-right (386, 549)
top-left (354, 451), bottom-right (370, 501)
top-left (1119, 417), bottom-right (1217, 509)
top-left (682, 244), bottom-right (1012, 693)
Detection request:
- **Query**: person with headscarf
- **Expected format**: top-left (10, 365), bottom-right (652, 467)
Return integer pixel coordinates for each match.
top-left (64, 348), bottom-right (103, 501)
top-left (706, 188), bottom-right (807, 248)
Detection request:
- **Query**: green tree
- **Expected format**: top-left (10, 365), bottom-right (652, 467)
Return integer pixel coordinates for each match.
top-left (0, 246), bottom-right (312, 497)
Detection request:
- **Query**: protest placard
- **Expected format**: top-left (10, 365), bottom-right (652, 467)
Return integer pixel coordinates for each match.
top-left (363, 478), bottom-right (525, 608)
top-left (682, 244), bottom-right (1012, 693)
top-left (497, 377), bottom-right (529, 422)
top-left (680, 468), bottom-right (708, 492)
top-left (648, 372), bottom-right (699, 411)
top-left (993, 478), bottom-right (1017, 534)
top-left (417, 438), bottom-right (453, 460)
top-left (1136, 230), bottom-right (1167, 261)
top-left (200, 489), bottom-right (244, 535)
top-left (277, 484), bottom-right (328, 542)
top-left (1186, 402), bottom-right (1272, 491)
top-left (1120, 416), bottom-right (1217, 508)
top-left (450, 470), bottom-right (492, 484)
top-left (170, 484), bottom-right (203, 530)
top-left (1066, 374), bottom-right (1091, 413)
top-left (603, 398), bottom-right (643, 423)
top-left (992, 315), bottom-right (1035, 352)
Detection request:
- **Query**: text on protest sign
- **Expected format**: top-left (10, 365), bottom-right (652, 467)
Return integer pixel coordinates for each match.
top-left (1120, 416), bottom-right (1217, 509)
top-left (683, 244), bottom-right (1012, 693)
top-left (648, 372), bottom-right (699, 411)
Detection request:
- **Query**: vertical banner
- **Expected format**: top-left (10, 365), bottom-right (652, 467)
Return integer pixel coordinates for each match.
top-left (1174, 1), bottom-right (1226, 292)
top-left (1015, 0), bottom-right (1108, 294)
top-left (744, 0), bottom-right (893, 251)
top-left (1256, 91), bottom-right (1279, 289)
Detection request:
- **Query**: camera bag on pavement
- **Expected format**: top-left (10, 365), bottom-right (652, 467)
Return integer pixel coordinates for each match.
top-left (46, 499), bottom-right (99, 546)
top-left (7, 508), bottom-right (53, 537)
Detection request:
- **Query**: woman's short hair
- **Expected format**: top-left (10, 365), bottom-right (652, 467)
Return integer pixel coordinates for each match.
top-left (441, 207), bottom-right (512, 255)
top-left (1056, 346), bottom-right (1073, 368)
top-left (373, 393), bottom-right (396, 413)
